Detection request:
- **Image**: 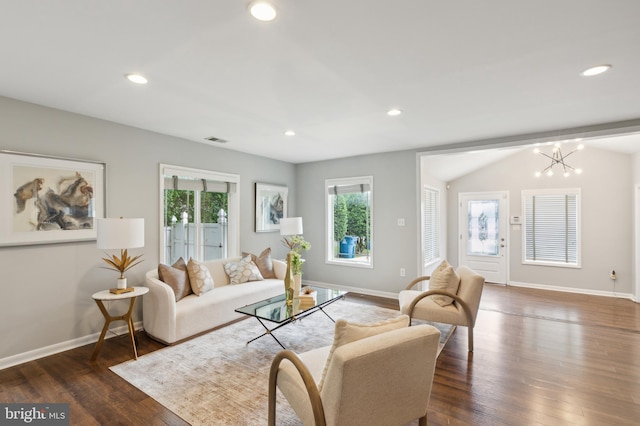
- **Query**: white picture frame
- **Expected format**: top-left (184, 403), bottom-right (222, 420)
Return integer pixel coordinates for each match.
top-left (255, 182), bottom-right (288, 232)
top-left (0, 150), bottom-right (106, 246)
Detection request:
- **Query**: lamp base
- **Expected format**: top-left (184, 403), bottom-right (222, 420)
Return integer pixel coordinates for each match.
top-left (117, 277), bottom-right (127, 289)
top-left (109, 287), bottom-right (135, 294)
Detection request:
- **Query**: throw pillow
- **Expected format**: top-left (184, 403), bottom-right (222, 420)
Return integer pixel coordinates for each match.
top-left (158, 257), bottom-right (193, 302)
top-left (242, 247), bottom-right (276, 279)
top-left (224, 254), bottom-right (264, 284)
top-left (429, 260), bottom-right (461, 307)
top-left (318, 315), bottom-right (409, 391)
top-left (186, 258), bottom-right (214, 296)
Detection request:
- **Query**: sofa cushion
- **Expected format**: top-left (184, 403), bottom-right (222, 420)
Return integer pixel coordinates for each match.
top-left (158, 257), bottom-right (192, 302)
top-left (242, 247), bottom-right (276, 279)
top-left (187, 258), bottom-right (214, 296)
top-left (318, 315), bottom-right (409, 391)
top-left (224, 255), bottom-right (264, 284)
top-left (429, 260), bottom-right (460, 307)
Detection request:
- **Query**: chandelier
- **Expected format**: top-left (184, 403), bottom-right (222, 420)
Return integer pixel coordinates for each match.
top-left (534, 142), bottom-right (584, 177)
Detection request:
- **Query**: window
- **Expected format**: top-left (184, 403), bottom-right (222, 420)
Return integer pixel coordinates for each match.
top-left (326, 176), bottom-right (373, 267)
top-left (522, 188), bottom-right (580, 267)
top-left (160, 164), bottom-right (240, 264)
top-left (422, 186), bottom-right (440, 266)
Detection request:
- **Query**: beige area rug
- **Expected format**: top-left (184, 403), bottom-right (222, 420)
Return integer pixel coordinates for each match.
top-left (110, 300), bottom-right (454, 425)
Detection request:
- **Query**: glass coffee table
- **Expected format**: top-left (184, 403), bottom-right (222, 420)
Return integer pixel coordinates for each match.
top-left (235, 286), bottom-right (347, 349)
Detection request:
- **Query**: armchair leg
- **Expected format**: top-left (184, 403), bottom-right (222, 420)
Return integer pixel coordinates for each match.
top-left (468, 326), bottom-right (474, 352)
top-left (268, 379), bottom-right (277, 426)
top-left (419, 414), bottom-right (427, 426)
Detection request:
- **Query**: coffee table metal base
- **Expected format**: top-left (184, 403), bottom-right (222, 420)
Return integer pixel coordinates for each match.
top-left (246, 296), bottom-right (344, 349)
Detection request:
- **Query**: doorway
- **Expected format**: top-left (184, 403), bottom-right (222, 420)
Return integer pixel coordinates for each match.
top-left (459, 192), bottom-right (508, 284)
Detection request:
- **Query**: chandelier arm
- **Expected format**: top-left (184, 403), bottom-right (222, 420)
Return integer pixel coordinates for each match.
top-left (539, 152), bottom-right (555, 160)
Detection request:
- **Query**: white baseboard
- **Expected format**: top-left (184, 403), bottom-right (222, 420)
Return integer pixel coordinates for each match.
top-left (0, 321), bottom-right (143, 371)
top-left (507, 281), bottom-right (635, 301)
top-left (303, 279), bottom-right (399, 300)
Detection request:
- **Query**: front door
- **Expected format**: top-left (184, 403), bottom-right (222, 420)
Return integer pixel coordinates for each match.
top-left (459, 192), bottom-right (508, 284)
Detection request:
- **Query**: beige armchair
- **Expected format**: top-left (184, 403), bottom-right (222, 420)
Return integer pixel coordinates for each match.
top-left (268, 324), bottom-right (441, 426)
top-left (399, 266), bottom-right (485, 352)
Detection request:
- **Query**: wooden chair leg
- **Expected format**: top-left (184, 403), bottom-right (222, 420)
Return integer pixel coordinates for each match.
top-left (468, 326), bottom-right (474, 352)
top-left (419, 414), bottom-right (427, 426)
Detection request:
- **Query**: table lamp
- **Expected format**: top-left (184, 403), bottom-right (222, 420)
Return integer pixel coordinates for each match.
top-left (97, 217), bottom-right (144, 292)
top-left (280, 217), bottom-right (303, 238)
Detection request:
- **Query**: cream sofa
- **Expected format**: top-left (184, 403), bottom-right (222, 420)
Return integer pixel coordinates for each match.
top-left (143, 257), bottom-right (286, 344)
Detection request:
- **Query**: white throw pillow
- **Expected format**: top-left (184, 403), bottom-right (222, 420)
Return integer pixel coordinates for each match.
top-left (186, 258), bottom-right (214, 296)
top-left (429, 260), bottom-right (460, 306)
top-left (318, 315), bottom-right (409, 392)
top-left (224, 254), bottom-right (264, 284)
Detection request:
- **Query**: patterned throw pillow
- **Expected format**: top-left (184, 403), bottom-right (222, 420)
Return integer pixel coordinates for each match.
top-left (318, 315), bottom-right (409, 392)
top-left (158, 257), bottom-right (193, 302)
top-left (186, 258), bottom-right (214, 296)
top-left (224, 255), bottom-right (264, 284)
top-left (428, 260), bottom-right (461, 307)
top-left (242, 247), bottom-right (276, 279)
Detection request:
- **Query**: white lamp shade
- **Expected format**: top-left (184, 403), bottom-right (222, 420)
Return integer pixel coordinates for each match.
top-left (280, 217), bottom-right (303, 236)
top-left (97, 218), bottom-right (145, 249)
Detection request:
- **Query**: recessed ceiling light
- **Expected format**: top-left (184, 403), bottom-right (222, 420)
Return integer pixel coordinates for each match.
top-left (580, 64), bottom-right (611, 77)
top-left (387, 108), bottom-right (402, 116)
top-left (249, 2), bottom-right (277, 21)
top-left (125, 74), bottom-right (148, 84)
top-left (284, 130), bottom-right (295, 136)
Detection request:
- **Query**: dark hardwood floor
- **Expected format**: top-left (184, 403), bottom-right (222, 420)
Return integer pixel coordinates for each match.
top-left (1, 284), bottom-right (639, 425)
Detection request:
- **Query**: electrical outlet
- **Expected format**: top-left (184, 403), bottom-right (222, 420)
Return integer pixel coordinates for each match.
top-left (610, 270), bottom-right (617, 280)
top-left (397, 218), bottom-right (405, 226)
top-left (400, 268), bottom-right (406, 277)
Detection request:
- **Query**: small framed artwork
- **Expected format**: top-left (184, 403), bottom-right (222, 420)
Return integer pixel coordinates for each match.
top-left (255, 182), bottom-right (288, 232)
top-left (0, 150), bottom-right (106, 246)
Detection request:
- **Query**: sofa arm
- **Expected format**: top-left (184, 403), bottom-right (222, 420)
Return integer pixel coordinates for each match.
top-left (272, 259), bottom-right (286, 280)
top-left (143, 270), bottom-right (178, 344)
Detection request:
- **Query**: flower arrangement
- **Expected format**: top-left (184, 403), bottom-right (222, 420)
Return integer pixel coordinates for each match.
top-left (282, 234), bottom-right (310, 275)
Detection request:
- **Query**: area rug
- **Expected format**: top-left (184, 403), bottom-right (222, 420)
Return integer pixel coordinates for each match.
top-left (110, 300), bottom-right (454, 425)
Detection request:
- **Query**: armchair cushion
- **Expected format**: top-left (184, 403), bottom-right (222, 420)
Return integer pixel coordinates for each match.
top-left (318, 315), bottom-right (409, 391)
top-left (429, 260), bottom-right (460, 306)
top-left (158, 257), bottom-right (192, 302)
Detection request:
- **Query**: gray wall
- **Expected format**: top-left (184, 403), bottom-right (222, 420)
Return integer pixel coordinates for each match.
top-left (446, 146), bottom-right (634, 295)
top-left (0, 96), bottom-right (295, 361)
top-left (296, 150), bottom-right (420, 296)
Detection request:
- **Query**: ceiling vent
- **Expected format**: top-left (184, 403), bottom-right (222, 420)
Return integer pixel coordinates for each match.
top-left (204, 136), bottom-right (228, 144)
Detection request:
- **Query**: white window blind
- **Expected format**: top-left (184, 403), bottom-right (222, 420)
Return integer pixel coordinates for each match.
top-left (523, 189), bottom-right (579, 266)
top-left (163, 176), bottom-right (236, 193)
top-left (423, 187), bottom-right (439, 265)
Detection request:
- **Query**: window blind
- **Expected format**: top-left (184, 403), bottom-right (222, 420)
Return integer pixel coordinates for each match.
top-left (328, 183), bottom-right (371, 195)
top-left (524, 192), bottom-right (578, 264)
top-left (423, 187), bottom-right (439, 264)
top-left (164, 176), bottom-right (236, 193)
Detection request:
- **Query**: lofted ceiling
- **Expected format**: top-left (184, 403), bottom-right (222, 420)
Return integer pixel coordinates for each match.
top-left (1, 1), bottom-right (639, 164)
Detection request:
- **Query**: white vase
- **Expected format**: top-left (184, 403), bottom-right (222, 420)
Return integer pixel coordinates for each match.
top-left (293, 274), bottom-right (302, 298)
top-left (117, 278), bottom-right (127, 289)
